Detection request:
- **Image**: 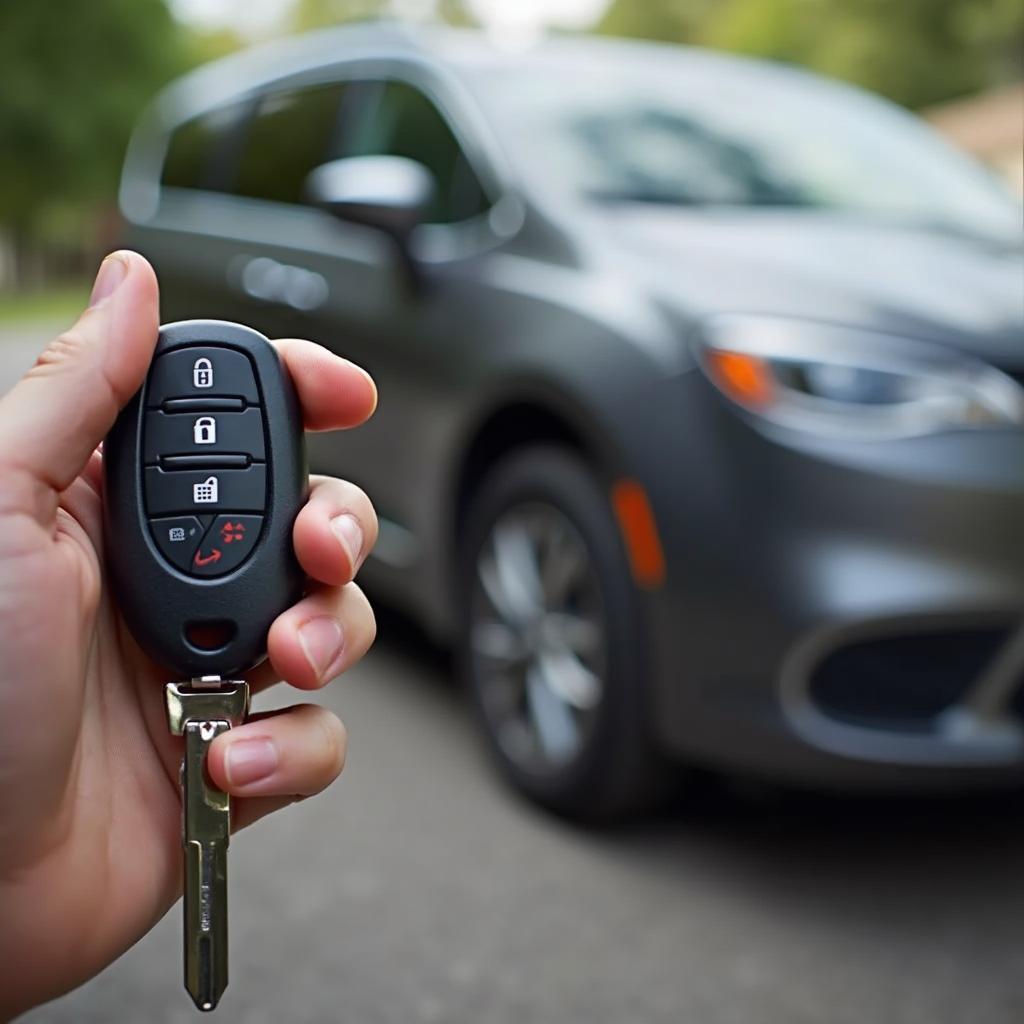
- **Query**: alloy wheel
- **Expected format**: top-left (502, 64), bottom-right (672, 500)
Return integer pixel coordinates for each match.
top-left (469, 501), bottom-right (608, 775)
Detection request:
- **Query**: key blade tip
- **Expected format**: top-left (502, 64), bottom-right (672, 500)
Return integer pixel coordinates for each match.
top-left (186, 977), bottom-right (227, 1013)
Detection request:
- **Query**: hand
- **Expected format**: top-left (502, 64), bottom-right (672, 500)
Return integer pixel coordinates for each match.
top-left (0, 252), bottom-right (378, 1018)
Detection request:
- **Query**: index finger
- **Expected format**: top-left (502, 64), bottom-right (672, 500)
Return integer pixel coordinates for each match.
top-left (273, 338), bottom-right (377, 432)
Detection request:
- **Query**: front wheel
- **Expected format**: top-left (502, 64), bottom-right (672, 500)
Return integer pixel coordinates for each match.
top-left (457, 446), bottom-right (671, 820)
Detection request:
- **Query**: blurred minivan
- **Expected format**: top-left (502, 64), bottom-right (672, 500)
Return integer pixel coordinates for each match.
top-left (121, 24), bottom-right (1024, 817)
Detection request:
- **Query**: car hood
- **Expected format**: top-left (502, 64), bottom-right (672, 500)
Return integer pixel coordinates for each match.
top-left (591, 204), bottom-right (1024, 370)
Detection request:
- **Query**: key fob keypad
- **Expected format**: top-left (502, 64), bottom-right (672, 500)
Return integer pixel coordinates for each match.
top-left (105, 320), bottom-right (307, 677)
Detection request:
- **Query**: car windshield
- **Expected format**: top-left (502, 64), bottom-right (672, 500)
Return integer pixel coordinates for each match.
top-left (479, 52), bottom-right (1021, 240)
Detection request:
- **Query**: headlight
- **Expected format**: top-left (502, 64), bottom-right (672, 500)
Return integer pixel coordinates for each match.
top-left (696, 316), bottom-right (1024, 440)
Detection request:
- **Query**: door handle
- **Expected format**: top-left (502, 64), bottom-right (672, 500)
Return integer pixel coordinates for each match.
top-left (232, 256), bottom-right (329, 312)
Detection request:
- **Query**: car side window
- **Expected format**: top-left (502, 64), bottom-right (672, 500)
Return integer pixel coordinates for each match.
top-left (233, 82), bottom-right (350, 205)
top-left (347, 80), bottom-right (488, 225)
top-left (161, 100), bottom-right (251, 193)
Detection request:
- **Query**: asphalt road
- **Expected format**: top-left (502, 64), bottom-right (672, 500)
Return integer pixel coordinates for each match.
top-left (4, 321), bottom-right (1024, 1024)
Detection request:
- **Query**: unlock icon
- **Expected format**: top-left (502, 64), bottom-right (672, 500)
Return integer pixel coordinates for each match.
top-left (193, 416), bottom-right (217, 445)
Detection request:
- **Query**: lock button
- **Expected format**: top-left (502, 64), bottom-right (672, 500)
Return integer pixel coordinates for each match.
top-left (145, 347), bottom-right (260, 407)
top-left (193, 358), bottom-right (213, 388)
top-left (143, 409), bottom-right (265, 462)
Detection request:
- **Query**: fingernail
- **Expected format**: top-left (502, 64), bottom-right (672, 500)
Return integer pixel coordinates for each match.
top-left (89, 254), bottom-right (128, 307)
top-left (298, 616), bottom-right (344, 680)
top-left (225, 738), bottom-right (278, 787)
top-left (331, 513), bottom-right (364, 572)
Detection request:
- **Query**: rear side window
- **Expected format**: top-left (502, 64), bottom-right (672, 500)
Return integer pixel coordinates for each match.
top-left (161, 101), bottom-right (249, 192)
top-left (348, 81), bottom-right (488, 224)
top-left (233, 83), bottom-right (348, 205)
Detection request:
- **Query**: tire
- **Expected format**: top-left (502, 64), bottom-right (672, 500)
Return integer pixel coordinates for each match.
top-left (457, 446), bottom-right (671, 821)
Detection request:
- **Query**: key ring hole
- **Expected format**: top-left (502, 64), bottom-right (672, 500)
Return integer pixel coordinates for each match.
top-left (184, 620), bottom-right (238, 653)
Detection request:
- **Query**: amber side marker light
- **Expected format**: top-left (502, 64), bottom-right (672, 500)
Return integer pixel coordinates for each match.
top-left (705, 349), bottom-right (776, 407)
top-left (611, 479), bottom-right (666, 589)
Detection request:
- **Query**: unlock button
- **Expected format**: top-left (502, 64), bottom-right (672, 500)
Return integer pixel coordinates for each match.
top-left (143, 409), bottom-right (265, 462)
top-left (193, 416), bottom-right (216, 444)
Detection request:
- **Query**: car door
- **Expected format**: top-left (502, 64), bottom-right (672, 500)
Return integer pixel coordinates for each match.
top-left (217, 70), bottom-right (498, 609)
top-left (147, 78), bottom-right (389, 347)
top-left (294, 74), bottom-right (497, 579)
top-left (137, 64), bottom-right (501, 617)
top-left (136, 75), bottom-right (424, 541)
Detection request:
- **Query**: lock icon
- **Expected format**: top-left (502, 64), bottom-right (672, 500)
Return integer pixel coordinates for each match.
top-left (192, 357), bottom-right (214, 388)
top-left (193, 416), bottom-right (216, 445)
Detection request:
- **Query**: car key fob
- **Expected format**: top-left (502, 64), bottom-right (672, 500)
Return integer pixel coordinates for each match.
top-left (104, 319), bottom-right (307, 678)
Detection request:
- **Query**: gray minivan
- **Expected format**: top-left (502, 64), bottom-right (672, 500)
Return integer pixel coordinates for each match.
top-left (120, 23), bottom-right (1024, 817)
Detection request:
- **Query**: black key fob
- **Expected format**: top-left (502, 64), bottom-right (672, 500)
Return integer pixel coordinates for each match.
top-left (104, 320), bottom-right (307, 677)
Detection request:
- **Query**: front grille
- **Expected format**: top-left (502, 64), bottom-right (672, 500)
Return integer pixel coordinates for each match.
top-left (809, 628), bottom-right (1009, 730)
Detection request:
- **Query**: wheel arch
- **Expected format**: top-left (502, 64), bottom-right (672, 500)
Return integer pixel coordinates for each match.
top-left (449, 391), bottom-right (618, 570)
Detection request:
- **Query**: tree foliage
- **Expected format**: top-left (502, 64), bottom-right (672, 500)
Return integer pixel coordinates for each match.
top-left (291, 0), bottom-right (477, 33)
top-left (0, 0), bottom-right (191, 268)
top-left (598, 0), bottom-right (1024, 110)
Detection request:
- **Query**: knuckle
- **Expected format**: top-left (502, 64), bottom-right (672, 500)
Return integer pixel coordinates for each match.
top-left (31, 330), bottom-right (87, 374)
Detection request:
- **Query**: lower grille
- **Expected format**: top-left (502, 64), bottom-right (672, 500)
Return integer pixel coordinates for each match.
top-left (809, 628), bottom-right (1009, 729)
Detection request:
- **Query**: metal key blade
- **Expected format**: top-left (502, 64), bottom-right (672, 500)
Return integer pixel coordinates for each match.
top-left (167, 680), bottom-right (250, 1013)
top-left (183, 719), bottom-right (230, 1011)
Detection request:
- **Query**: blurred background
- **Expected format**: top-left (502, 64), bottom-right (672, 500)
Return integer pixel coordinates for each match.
top-left (1, 0), bottom-right (1021, 301)
top-left (5, 2), bottom-right (1024, 1023)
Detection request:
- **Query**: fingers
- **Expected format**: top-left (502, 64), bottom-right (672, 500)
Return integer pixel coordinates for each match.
top-left (259, 582), bottom-right (376, 693)
top-left (244, 478), bottom-right (377, 694)
top-left (207, 704), bottom-right (346, 800)
top-left (272, 338), bottom-right (377, 432)
top-left (293, 475), bottom-right (378, 586)
top-left (0, 252), bottom-right (158, 506)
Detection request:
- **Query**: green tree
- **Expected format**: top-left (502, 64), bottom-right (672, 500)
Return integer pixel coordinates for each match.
top-left (0, 0), bottom-right (190, 284)
top-left (597, 0), bottom-right (1024, 109)
top-left (292, 0), bottom-right (388, 32)
top-left (290, 0), bottom-right (476, 33)
top-left (599, 0), bottom-right (719, 44)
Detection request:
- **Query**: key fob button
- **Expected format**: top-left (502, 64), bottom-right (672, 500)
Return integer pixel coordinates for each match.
top-left (149, 515), bottom-right (210, 572)
top-left (145, 465), bottom-right (267, 515)
top-left (144, 408), bottom-right (266, 462)
top-left (190, 515), bottom-right (264, 577)
top-left (146, 347), bottom-right (260, 406)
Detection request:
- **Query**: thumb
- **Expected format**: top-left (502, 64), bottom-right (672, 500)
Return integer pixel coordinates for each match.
top-left (0, 251), bottom-right (159, 501)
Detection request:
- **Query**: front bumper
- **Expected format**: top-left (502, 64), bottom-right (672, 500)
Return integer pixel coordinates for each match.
top-left (643, 375), bottom-right (1024, 788)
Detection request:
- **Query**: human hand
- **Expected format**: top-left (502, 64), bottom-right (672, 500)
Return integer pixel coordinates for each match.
top-left (0, 252), bottom-right (378, 1018)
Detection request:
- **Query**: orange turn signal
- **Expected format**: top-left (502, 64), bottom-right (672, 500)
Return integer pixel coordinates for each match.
top-left (705, 349), bottom-right (776, 407)
top-left (611, 479), bottom-right (666, 589)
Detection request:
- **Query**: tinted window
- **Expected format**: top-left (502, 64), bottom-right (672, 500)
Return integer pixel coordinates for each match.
top-left (162, 101), bottom-right (250, 192)
top-left (349, 81), bottom-right (488, 224)
top-left (480, 59), bottom-right (1019, 241)
top-left (234, 83), bottom-right (348, 205)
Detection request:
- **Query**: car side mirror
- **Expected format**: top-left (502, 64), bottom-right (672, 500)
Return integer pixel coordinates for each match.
top-left (305, 155), bottom-right (436, 250)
